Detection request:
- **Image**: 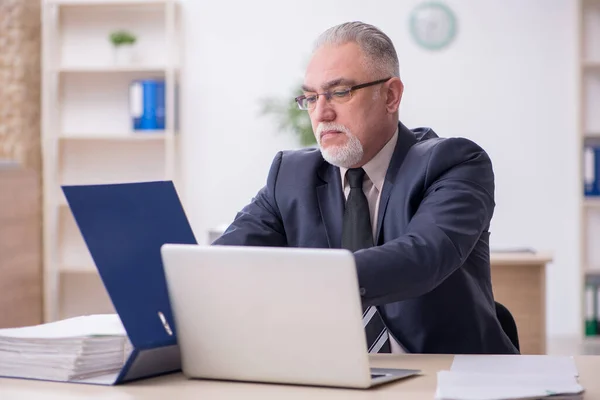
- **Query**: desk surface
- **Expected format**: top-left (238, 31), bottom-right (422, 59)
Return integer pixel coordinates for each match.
top-left (1, 354), bottom-right (599, 400)
top-left (490, 251), bottom-right (553, 265)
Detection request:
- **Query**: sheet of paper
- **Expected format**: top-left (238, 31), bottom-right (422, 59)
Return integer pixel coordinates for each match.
top-left (0, 314), bottom-right (126, 339)
top-left (75, 371), bottom-right (120, 385)
top-left (450, 355), bottom-right (578, 377)
top-left (435, 370), bottom-right (584, 400)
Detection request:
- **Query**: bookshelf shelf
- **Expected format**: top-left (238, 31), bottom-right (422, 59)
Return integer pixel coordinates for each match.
top-left (586, 269), bottom-right (600, 279)
top-left (58, 132), bottom-right (168, 141)
top-left (583, 60), bottom-right (600, 69)
top-left (57, 65), bottom-right (172, 73)
top-left (47, 0), bottom-right (172, 6)
top-left (42, 0), bottom-right (182, 322)
top-left (584, 336), bottom-right (600, 344)
top-left (584, 198), bottom-right (600, 208)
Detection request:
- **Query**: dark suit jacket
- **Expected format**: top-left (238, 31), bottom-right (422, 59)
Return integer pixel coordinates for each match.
top-left (213, 122), bottom-right (518, 354)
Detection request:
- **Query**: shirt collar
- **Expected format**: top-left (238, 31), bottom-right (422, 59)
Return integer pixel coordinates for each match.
top-left (340, 127), bottom-right (399, 192)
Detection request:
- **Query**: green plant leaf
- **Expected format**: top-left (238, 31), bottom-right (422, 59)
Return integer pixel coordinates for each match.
top-left (109, 30), bottom-right (137, 46)
top-left (259, 86), bottom-right (316, 147)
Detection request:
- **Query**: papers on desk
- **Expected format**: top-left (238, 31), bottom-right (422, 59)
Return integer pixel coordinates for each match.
top-left (436, 370), bottom-right (583, 400)
top-left (0, 314), bottom-right (133, 383)
top-left (435, 355), bottom-right (584, 400)
top-left (450, 355), bottom-right (579, 377)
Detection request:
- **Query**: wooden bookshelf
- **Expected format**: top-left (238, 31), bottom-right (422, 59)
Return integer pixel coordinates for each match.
top-left (41, 0), bottom-right (182, 322)
top-left (579, 0), bottom-right (600, 342)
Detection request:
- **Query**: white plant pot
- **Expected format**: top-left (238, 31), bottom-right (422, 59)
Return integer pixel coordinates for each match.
top-left (113, 45), bottom-right (135, 65)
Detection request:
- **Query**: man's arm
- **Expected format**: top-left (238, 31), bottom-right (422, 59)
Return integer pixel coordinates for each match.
top-left (212, 152), bottom-right (287, 247)
top-left (355, 137), bottom-right (495, 306)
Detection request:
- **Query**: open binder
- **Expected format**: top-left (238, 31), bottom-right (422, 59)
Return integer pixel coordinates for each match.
top-left (0, 181), bottom-right (198, 385)
top-left (66, 180), bottom-right (198, 384)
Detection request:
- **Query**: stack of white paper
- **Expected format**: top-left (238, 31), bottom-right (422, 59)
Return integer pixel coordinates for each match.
top-left (435, 355), bottom-right (585, 400)
top-left (0, 314), bottom-right (133, 382)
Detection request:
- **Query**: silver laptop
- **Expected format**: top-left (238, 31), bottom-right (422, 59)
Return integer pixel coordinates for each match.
top-left (160, 244), bottom-right (421, 389)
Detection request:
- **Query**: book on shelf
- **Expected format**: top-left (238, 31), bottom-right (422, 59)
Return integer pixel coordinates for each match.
top-left (129, 79), bottom-right (166, 131)
top-left (585, 282), bottom-right (600, 337)
top-left (584, 144), bottom-right (600, 197)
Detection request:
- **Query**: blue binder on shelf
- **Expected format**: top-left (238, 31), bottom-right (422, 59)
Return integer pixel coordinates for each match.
top-left (584, 144), bottom-right (600, 197)
top-left (59, 180), bottom-right (198, 385)
top-left (129, 79), bottom-right (166, 131)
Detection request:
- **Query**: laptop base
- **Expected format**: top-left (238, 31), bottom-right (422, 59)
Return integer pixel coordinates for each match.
top-left (369, 367), bottom-right (421, 387)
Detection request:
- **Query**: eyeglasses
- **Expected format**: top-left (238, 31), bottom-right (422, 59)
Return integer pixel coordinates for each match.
top-left (295, 77), bottom-right (392, 111)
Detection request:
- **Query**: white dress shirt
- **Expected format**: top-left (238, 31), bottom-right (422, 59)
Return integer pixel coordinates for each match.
top-left (339, 128), bottom-right (405, 354)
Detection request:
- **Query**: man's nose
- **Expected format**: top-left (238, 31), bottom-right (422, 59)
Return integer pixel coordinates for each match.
top-left (312, 95), bottom-right (335, 122)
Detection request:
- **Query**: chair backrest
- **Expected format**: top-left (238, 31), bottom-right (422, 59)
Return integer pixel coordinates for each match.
top-left (494, 301), bottom-right (520, 352)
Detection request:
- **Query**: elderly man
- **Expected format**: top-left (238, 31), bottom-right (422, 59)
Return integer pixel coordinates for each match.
top-left (214, 21), bottom-right (518, 355)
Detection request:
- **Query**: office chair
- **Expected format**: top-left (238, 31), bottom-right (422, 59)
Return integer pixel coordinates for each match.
top-left (495, 301), bottom-right (520, 352)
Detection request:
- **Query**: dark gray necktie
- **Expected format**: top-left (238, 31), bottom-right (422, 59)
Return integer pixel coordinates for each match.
top-left (341, 168), bottom-right (391, 354)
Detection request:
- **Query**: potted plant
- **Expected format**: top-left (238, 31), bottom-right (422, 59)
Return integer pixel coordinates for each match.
top-left (109, 30), bottom-right (137, 65)
top-left (259, 85), bottom-right (316, 147)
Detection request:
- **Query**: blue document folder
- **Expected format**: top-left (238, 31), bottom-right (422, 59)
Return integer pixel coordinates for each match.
top-left (584, 144), bottom-right (600, 196)
top-left (60, 180), bottom-right (197, 385)
top-left (129, 79), bottom-right (166, 131)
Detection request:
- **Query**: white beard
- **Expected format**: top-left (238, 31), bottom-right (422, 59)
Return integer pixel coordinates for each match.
top-left (315, 122), bottom-right (364, 168)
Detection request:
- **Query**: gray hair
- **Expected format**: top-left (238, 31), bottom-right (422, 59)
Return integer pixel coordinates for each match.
top-left (313, 21), bottom-right (400, 79)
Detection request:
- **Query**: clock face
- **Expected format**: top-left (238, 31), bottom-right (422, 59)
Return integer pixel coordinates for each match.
top-left (409, 2), bottom-right (457, 51)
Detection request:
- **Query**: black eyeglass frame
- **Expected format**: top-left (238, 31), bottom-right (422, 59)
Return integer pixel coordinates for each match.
top-left (294, 77), bottom-right (393, 110)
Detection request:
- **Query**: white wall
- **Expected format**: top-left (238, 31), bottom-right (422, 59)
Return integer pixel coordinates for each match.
top-left (179, 0), bottom-right (580, 338)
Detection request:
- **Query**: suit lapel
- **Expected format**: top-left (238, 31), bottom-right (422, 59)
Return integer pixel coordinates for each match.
top-left (316, 161), bottom-right (344, 248)
top-left (375, 123), bottom-right (418, 244)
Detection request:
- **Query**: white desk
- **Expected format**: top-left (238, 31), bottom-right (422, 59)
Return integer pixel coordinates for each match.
top-left (1, 354), bottom-right (598, 400)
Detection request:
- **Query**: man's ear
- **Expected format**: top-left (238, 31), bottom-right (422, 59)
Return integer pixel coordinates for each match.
top-left (386, 78), bottom-right (403, 113)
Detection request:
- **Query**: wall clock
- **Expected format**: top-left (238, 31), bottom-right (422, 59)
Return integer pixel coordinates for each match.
top-left (409, 1), bottom-right (457, 51)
